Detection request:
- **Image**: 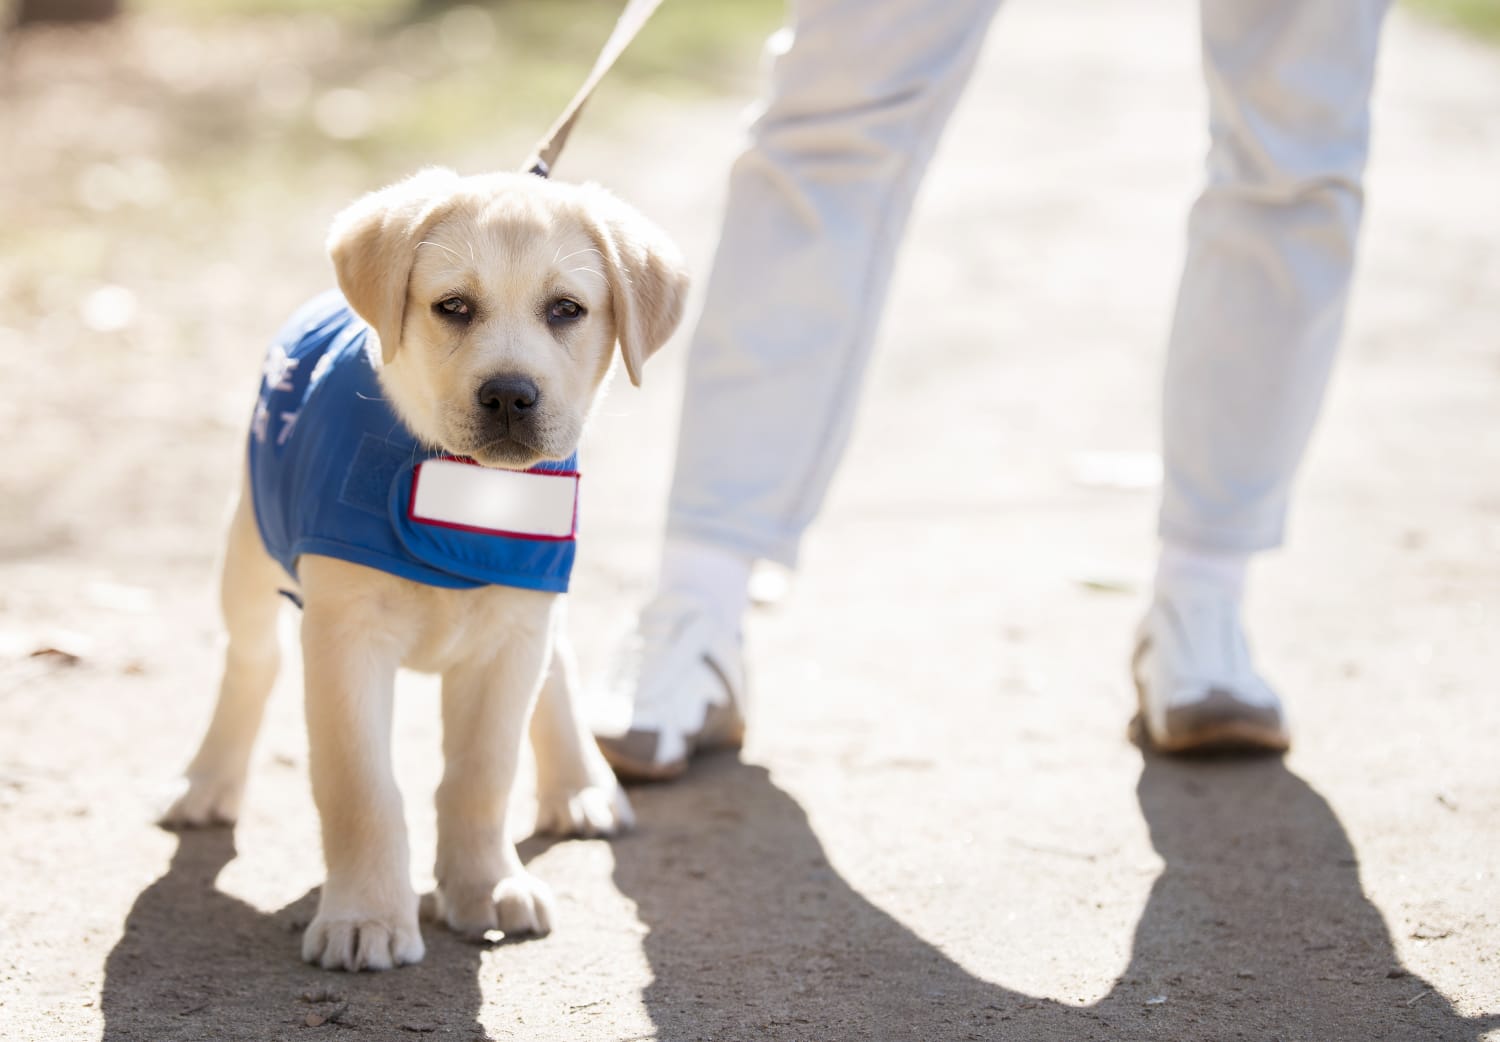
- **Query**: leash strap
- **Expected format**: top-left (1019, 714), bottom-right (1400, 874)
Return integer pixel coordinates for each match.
top-left (523, 0), bottom-right (666, 178)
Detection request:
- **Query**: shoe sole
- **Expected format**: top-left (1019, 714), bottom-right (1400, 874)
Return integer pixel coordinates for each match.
top-left (597, 744), bottom-right (691, 784)
top-left (1131, 671), bottom-right (1290, 756)
top-left (1140, 714), bottom-right (1291, 755)
top-left (597, 721), bottom-right (746, 785)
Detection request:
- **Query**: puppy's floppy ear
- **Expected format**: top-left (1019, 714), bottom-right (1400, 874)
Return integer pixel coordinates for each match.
top-left (326, 167), bottom-right (463, 362)
top-left (580, 184), bottom-right (690, 387)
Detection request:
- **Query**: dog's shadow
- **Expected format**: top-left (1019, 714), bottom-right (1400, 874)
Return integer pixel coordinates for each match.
top-left (611, 753), bottom-right (1498, 1042)
top-left (103, 756), bottom-right (1497, 1042)
top-left (100, 830), bottom-right (490, 1041)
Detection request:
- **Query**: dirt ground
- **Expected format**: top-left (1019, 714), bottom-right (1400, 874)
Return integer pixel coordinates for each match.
top-left (2, 1), bottom-right (1498, 1040)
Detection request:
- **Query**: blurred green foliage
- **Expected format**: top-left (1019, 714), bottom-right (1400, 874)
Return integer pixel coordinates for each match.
top-left (129, 0), bottom-right (783, 162)
top-left (1404, 0), bottom-right (1500, 42)
top-left (138, 0), bottom-right (783, 79)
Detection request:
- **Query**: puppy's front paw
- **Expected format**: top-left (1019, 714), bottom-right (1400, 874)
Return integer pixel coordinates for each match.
top-left (423, 871), bottom-right (556, 941)
top-left (302, 891), bottom-right (424, 971)
top-left (158, 772), bottom-right (244, 828)
top-left (536, 780), bottom-right (635, 838)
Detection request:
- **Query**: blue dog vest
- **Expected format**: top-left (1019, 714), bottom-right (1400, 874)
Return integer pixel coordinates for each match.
top-left (247, 291), bottom-right (578, 594)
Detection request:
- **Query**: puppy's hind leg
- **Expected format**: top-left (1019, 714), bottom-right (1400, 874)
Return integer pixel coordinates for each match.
top-left (532, 622), bottom-right (633, 838)
top-left (162, 477), bottom-right (284, 828)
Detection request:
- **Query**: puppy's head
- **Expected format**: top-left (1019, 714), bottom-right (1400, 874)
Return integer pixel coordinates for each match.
top-left (327, 168), bottom-right (688, 469)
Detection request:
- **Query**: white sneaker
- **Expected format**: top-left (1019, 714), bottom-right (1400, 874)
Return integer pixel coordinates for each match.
top-left (1132, 592), bottom-right (1290, 754)
top-left (593, 593), bottom-right (747, 782)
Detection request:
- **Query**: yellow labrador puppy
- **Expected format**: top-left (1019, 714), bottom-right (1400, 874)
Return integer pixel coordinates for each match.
top-left (162, 168), bottom-right (687, 971)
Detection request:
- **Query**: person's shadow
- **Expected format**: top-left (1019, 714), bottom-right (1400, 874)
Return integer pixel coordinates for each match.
top-left (610, 753), bottom-right (1500, 1042)
top-left (102, 755), bottom-right (1498, 1041)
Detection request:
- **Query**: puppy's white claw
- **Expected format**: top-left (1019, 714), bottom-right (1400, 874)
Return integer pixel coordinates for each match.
top-left (535, 782), bottom-right (634, 838)
top-left (611, 784), bottom-right (636, 831)
top-left (301, 914), bottom-right (425, 972)
top-left (431, 872), bottom-right (555, 940)
top-left (495, 873), bottom-right (554, 937)
top-left (158, 774), bottom-right (243, 828)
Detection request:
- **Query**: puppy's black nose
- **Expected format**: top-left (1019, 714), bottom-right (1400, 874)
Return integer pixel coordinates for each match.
top-left (477, 375), bottom-right (540, 421)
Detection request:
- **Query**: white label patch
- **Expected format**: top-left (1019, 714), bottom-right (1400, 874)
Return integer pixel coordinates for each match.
top-left (409, 458), bottom-right (578, 541)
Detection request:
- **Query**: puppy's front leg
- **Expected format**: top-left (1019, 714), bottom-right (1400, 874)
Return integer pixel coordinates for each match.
top-left (299, 597), bottom-right (423, 972)
top-left (430, 643), bottom-right (555, 941)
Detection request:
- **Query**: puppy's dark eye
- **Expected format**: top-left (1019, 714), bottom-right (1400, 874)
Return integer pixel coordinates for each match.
top-left (547, 298), bottom-right (585, 325)
top-left (435, 296), bottom-right (471, 321)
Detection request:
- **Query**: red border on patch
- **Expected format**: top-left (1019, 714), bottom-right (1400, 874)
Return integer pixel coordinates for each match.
top-left (407, 455), bottom-right (579, 542)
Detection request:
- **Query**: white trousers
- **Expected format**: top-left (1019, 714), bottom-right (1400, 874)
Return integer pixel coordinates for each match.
top-left (667, 0), bottom-right (1391, 566)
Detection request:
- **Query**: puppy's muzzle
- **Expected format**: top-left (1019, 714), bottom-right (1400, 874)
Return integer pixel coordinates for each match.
top-left (477, 374), bottom-right (541, 436)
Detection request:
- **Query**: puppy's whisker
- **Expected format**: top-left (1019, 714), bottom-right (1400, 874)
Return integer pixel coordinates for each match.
top-left (555, 247), bottom-right (604, 267)
top-left (416, 240), bottom-right (466, 264)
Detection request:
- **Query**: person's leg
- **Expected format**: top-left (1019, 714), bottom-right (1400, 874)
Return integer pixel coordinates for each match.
top-left (599, 0), bottom-right (1002, 779)
top-left (667, 0), bottom-right (1001, 569)
top-left (1137, 0), bottom-right (1391, 752)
